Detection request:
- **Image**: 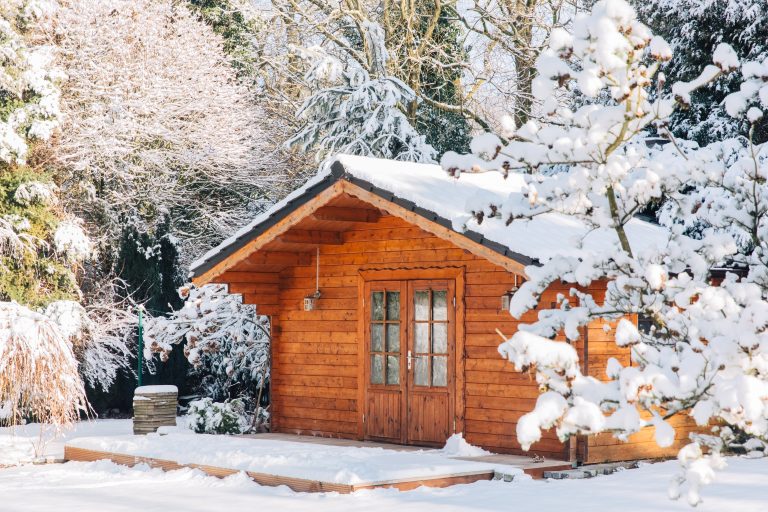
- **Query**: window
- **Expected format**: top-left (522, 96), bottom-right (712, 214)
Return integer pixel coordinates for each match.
top-left (412, 289), bottom-right (448, 387)
top-left (370, 290), bottom-right (400, 385)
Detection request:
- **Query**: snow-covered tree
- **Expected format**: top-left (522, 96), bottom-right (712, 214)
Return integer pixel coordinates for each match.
top-left (0, 0), bottom-right (61, 166)
top-left (287, 20), bottom-right (436, 163)
top-left (634, 0), bottom-right (768, 145)
top-left (144, 284), bottom-right (270, 404)
top-left (0, 0), bottom-right (90, 308)
top-left (443, 0), bottom-right (768, 504)
top-left (47, 0), bottom-right (285, 265)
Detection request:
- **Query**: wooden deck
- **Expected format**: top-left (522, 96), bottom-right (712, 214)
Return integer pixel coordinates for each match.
top-left (63, 443), bottom-right (494, 494)
top-left (244, 433), bottom-right (573, 479)
top-left (63, 433), bottom-right (571, 494)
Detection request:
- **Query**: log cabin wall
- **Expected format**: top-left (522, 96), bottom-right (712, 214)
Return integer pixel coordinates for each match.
top-left (214, 208), bottom-right (696, 463)
top-left (262, 213), bottom-right (569, 459)
top-left (582, 300), bottom-right (700, 463)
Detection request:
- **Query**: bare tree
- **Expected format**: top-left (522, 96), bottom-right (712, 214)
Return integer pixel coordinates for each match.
top-left (454, 0), bottom-right (580, 128)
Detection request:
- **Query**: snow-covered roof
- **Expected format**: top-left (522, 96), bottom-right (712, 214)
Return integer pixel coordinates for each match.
top-left (189, 154), bottom-right (669, 278)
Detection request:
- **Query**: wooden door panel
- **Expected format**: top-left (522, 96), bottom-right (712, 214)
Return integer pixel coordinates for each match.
top-left (366, 390), bottom-right (402, 441)
top-left (407, 392), bottom-right (450, 445)
top-left (406, 280), bottom-right (455, 446)
top-left (364, 281), bottom-right (406, 443)
top-left (363, 278), bottom-right (456, 446)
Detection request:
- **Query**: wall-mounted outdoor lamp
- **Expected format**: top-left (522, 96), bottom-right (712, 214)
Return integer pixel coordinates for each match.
top-left (304, 246), bottom-right (322, 311)
top-left (501, 274), bottom-right (521, 312)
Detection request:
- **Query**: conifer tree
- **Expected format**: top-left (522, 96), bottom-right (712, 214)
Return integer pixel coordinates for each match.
top-left (635, 0), bottom-right (768, 144)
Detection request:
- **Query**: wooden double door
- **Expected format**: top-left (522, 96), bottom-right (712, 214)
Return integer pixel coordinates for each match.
top-left (363, 279), bottom-right (455, 446)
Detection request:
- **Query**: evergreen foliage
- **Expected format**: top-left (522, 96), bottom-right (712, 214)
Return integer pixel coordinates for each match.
top-left (186, 0), bottom-right (263, 81)
top-left (0, 169), bottom-right (80, 307)
top-left (635, 0), bottom-right (768, 145)
top-left (408, 9), bottom-right (472, 156)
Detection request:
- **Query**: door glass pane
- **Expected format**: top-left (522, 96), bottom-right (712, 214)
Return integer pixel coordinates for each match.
top-left (386, 355), bottom-right (399, 385)
top-left (371, 355), bottom-right (384, 384)
top-left (432, 323), bottom-right (448, 354)
top-left (371, 292), bottom-right (384, 321)
top-left (414, 356), bottom-right (429, 386)
top-left (386, 324), bottom-right (400, 351)
top-left (432, 290), bottom-right (448, 321)
top-left (386, 291), bottom-right (400, 320)
top-left (414, 290), bottom-right (429, 321)
top-left (371, 324), bottom-right (384, 352)
top-left (432, 356), bottom-right (447, 386)
top-left (414, 323), bottom-right (429, 353)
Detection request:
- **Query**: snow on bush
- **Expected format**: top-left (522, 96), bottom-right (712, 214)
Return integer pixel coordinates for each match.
top-left (53, 220), bottom-right (92, 262)
top-left (44, 297), bottom-right (134, 390)
top-left (144, 284), bottom-right (269, 403)
top-left (0, 301), bottom-right (88, 429)
top-left (442, 0), bottom-right (768, 505)
top-left (0, 216), bottom-right (37, 259)
top-left (186, 397), bottom-right (250, 435)
top-left (13, 181), bottom-right (58, 207)
top-left (0, 0), bottom-right (62, 165)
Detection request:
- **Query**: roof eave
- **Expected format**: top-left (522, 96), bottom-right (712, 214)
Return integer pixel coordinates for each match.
top-left (188, 158), bottom-right (536, 280)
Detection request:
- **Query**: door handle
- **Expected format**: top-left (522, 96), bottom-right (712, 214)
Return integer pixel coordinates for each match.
top-left (407, 350), bottom-right (413, 370)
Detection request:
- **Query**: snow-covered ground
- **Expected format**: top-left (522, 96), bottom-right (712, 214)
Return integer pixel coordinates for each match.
top-left (0, 457), bottom-right (766, 512)
top-left (0, 419), bottom-right (133, 466)
top-left (1, 420), bottom-right (766, 510)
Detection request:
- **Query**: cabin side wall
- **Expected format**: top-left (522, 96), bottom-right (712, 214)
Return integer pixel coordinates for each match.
top-left (582, 293), bottom-right (700, 463)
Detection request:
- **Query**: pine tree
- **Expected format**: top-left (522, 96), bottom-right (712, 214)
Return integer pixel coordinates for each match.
top-left (288, 21), bottom-right (436, 163)
top-left (635, 0), bottom-right (768, 145)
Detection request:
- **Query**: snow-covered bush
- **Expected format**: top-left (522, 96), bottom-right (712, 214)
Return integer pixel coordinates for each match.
top-left (44, 296), bottom-right (135, 390)
top-left (0, 0), bottom-right (62, 165)
top-left (186, 397), bottom-right (250, 435)
top-left (443, 0), bottom-right (768, 505)
top-left (0, 301), bottom-right (89, 428)
top-left (53, 220), bottom-right (92, 262)
top-left (145, 284), bottom-right (269, 403)
top-left (13, 181), bottom-right (57, 207)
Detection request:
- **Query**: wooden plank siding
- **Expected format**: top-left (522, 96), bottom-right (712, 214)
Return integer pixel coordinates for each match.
top-left (251, 214), bottom-right (566, 458)
top-left (213, 212), bottom-right (694, 463)
top-left (581, 318), bottom-right (701, 464)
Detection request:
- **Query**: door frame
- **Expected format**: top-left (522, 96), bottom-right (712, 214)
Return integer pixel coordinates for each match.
top-left (357, 266), bottom-right (466, 443)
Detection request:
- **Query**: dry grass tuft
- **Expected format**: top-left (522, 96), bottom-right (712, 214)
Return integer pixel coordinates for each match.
top-left (0, 302), bottom-right (90, 431)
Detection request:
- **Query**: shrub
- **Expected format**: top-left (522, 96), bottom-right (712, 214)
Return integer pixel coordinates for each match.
top-left (186, 397), bottom-right (250, 435)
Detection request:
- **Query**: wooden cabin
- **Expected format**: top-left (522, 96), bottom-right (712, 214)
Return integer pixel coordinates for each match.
top-left (189, 154), bottom-right (694, 465)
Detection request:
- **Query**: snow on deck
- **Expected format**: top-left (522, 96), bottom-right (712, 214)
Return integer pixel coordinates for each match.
top-left (66, 432), bottom-right (503, 486)
top-left (190, 154), bottom-right (669, 275)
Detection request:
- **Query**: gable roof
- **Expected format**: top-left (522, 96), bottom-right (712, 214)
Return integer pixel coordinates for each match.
top-left (189, 154), bottom-right (669, 280)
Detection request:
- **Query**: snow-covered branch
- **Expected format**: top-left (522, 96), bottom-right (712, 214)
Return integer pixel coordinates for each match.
top-left (443, 0), bottom-right (768, 505)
